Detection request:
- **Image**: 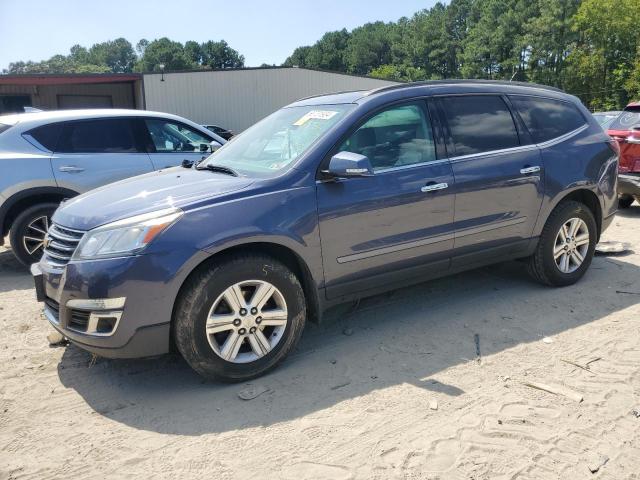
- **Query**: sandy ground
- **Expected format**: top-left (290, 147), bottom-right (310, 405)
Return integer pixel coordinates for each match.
top-left (1, 207), bottom-right (640, 480)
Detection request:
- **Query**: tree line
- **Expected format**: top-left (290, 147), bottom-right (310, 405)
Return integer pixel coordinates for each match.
top-left (285, 0), bottom-right (639, 110)
top-left (3, 0), bottom-right (639, 110)
top-left (3, 38), bottom-right (245, 76)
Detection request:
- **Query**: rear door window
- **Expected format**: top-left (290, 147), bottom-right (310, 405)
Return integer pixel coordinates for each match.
top-left (56, 119), bottom-right (140, 153)
top-left (509, 95), bottom-right (586, 142)
top-left (441, 95), bottom-right (520, 156)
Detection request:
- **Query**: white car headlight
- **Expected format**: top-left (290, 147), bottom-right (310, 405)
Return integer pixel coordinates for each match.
top-left (72, 208), bottom-right (183, 260)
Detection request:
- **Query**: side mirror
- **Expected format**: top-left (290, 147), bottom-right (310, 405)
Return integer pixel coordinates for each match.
top-left (209, 140), bottom-right (223, 152)
top-left (324, 151), bottom-right (374, 179)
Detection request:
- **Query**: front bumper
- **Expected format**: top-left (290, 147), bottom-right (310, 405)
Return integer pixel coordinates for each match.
top-left (618, 173), bottom-right (640, 197)
top-left (30, 249), bottom-right (206, 358)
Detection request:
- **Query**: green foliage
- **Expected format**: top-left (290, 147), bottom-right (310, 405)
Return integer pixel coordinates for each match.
top-left (283, 0), bottom-right (640, 109)
top-left (564, 0), bottom-right (640, 109)
top-left (200, 40), bottom-right (245, 69)
top-left (134, 37), bottom-right (193, 72)
top-left (3, 37), bottom-right (244, 75)
top-left (4, 1), bottom-right (640, 109)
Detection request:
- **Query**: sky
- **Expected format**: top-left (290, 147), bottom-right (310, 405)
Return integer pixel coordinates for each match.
top-left (0, 0), bottom-right (438, 70)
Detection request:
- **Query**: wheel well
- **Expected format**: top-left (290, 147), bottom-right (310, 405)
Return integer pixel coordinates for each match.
top-left (557, 189), bottom-right (602, 240)
top-left (2, 192), bottom-right (70, 237)
top-left (175, 242), bottom-right (321, 326)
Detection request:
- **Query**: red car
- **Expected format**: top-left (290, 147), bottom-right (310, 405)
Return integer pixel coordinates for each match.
top-left (608, 102), bottom-right (640, 208)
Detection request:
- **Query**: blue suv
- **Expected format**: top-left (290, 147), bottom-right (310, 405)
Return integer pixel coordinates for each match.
top-left (32, 81), bottom-right (618, 381)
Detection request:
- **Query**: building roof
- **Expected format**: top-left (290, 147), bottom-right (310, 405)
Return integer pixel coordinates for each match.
top-left (0, 73), bottom-right (142, 85)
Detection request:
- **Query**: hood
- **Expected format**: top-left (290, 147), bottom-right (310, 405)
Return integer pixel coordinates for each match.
top-left (53, 167), bottom-right (254, 230)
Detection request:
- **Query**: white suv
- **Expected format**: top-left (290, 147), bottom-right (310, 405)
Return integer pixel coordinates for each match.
top-left (0, 109), bottom-right (224, 266)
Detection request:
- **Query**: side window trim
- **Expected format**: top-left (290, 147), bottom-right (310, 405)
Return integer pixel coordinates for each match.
top-left (501, 94), bottom-right (530, 146)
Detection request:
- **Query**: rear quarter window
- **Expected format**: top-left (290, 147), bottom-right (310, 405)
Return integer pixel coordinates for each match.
top-left (509, 95), bottom-right (586, 143)
top-left (24, 123), bottom-right (62, 151)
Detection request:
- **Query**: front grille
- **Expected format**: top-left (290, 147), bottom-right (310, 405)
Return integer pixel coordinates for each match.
top-left (68, 310), bottom-right (91, 332)
top-left (43, 296), bottom-right (91, 332)
top-left (43, 223), bottom-right (84, 267)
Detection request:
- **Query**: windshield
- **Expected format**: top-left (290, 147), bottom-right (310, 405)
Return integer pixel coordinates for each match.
top-left (201, 104), bottom-right (354, 176)
top-left (609, 108), bottom-right (640, 131)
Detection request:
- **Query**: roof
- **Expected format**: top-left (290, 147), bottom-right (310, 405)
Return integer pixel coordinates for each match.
top-left (0, 66), bottom-right (392, 85)
top-left (365, 79), bottom-right (565, 96)
top-left (0, 109), bottom-right (224, 142)
top-left (289, 79), bottom-right (573, 108)
top-left (0, 73), bottom-right (141, 85)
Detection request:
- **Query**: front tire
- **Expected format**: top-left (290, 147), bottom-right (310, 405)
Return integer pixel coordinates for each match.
top-left (9, 203), bottom-right (57, 267)
top-left (527, 200), bottom-right (597, 287)
top-left (173, 254), bottom-right (306, 382)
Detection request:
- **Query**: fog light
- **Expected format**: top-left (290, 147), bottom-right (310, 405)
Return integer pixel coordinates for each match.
top-left (96, 316), bottom-right (118, 334)
top-left (87, 311), bottom-right (123, 336)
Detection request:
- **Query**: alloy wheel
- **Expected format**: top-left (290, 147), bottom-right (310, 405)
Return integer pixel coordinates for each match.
top-left (205, 280), bottom-right (288, 363)
top-left (22, 215), bottom-right (50, 256)
top-left (553, 217), bottom-right (589, 274)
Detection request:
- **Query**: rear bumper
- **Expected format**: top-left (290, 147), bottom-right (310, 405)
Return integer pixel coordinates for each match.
top-left (618, 173), bottom-right (640, 196)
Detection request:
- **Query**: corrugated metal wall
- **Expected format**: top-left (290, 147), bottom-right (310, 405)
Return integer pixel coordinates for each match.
top-left (143, 68), bottom-right (397, 132)
top-left (0, 82), bottom-right (136, 110)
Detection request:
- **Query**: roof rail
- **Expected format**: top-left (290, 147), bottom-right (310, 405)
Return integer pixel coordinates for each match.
top-left (365, 79), bottom-right (565, 96)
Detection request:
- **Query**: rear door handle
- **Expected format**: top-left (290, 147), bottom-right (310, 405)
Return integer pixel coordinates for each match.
top-left (59, 165), bottom-right (85, 173)
top-left (520, 166), bottom-right (541, 175)
top-left (421, 182), bottom-right (448, 193)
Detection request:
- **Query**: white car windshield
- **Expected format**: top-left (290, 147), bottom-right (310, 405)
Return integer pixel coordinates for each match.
top-left (201, 104), bottom-right (353, 176)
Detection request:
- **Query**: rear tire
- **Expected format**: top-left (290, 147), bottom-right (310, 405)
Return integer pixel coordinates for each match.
top-left (9, 203), bottom-right (57, 268)
top-left (618, 194), bottom-right (634, 209)
top-left (527, 200), bottom-right (597, 287)
top-left (173, 254), bottom-right (306, 382)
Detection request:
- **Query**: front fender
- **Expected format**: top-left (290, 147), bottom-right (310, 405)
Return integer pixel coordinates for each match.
top-left (152, 186), bottom-right (324, 289)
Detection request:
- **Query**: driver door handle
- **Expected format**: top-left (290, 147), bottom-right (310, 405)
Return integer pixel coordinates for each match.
top-left (520, 166), bottom-right (541, 175)
top-left (59, 165), bottom-right (85, 173)
top-left (421, 182), bottom-right (448, 193)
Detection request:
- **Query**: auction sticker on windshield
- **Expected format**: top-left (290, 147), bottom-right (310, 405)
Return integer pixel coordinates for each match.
top-left (293, 110), bottom-right (339, 126)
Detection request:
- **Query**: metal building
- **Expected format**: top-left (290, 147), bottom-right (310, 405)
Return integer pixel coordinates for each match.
top-left (0, 74), bottom-right (144, 112)
top-left (0, 67), bottom-right (395, 131)
top-left (142, 67), bottom-right (396, 132)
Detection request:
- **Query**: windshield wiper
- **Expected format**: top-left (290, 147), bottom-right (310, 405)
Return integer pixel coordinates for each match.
top-left (196, 164), bottom-right (239, 177)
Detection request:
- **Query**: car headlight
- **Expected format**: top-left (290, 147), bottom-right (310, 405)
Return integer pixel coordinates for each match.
top-left (72, 208), bottom-right (183, 260)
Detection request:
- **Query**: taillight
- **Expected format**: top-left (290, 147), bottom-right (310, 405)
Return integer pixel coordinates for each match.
top-left (607, 138), bottom-right (621, 156)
